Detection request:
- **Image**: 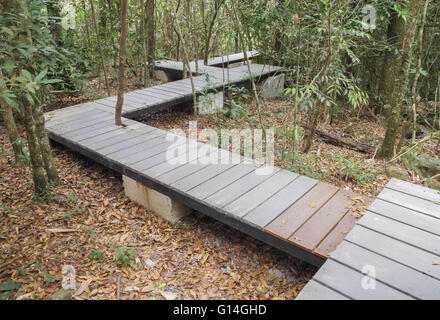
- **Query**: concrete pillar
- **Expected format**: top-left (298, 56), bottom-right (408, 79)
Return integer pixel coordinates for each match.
top-left (197, 91), bottom-right (224, 115)
top-left (259, 73), bottom-right (285, 99)
top-left (122, 176), bottom-right (192, 223)
top-left (154, 70), bottom-right (173, 83)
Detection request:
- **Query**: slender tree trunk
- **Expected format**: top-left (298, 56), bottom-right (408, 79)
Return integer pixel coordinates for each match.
top-left (379, 0), bottom-right (424, 159)
top-left (146, 0), bottom-right (155, 80)
top-left (46, 0), bottom-right (63, 46)
top-left (115, 0), bottom-right (128, 126)
top-left (22, 102), bottom-right (47, 196)
top-left (171, 2), bottom-right (197, 115)
top-left (34, 103), bottom-right (60, 184)
top-left (89, 0), bottom-right (111, 96)
top-left (0, 70), bottom-right (24, 165)
top-left (410, 0), bottom-right (431, 143)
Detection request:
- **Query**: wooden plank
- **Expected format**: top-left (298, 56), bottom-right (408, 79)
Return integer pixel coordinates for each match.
top-left (103, 134), bottom-right (169, 161)
top-left (244, 176), bottom-right (317, 230)
top-left (264, 183), bottom-right (339, 240)
top-left (387, 178), bottom-right (440, 202)
top-left (312, 260), bottom-right (413, 300)
top-left (141, 141), bottom-right (202, 177)
top-left (223, 170), bottom-right (298, 218)
top-left (46, 108), bottom-right (107, 127)
top-left (125, 92), bottom-right (166, 103)
top-left (345, 225), bottom-right (440, 280)
top-left (187, 163), bottom-right (254, 200)
top-left (140, 86), bottom-right (185, 98)
top-left (314, 210), bottom-right (359, 258)
top-left (368, 199), bottom-right (440, 236)
top-left (96, 97), bottom-right (140, 110)
top-left (204, 167), bottom-right (281, 209)
top-left (83, 124), bottom-right (155, 150)
top-left (59, 117), bottom-right (114, 137)
top-left (72, 122), bottom-right (132, 142)
top-left (130, 137), bottom-right (190, 170)
top-left (98, 129), bottom-right (166, 155)
top-left (295, 280), bottom-right (349, 300)
top-left (46, 111), bottom-right (113, 132)
top-left (46, 114), bottom-right (114, 134)
top-left (133, 88), bottom-right (182, 100)
top-left (378, 188), bottom-right (440, 219)
top-left (155, 145), bottom-right (222, 184)
top-left (358, 211), bottom-right (440, 255)
top-left (289, 189), bottom-right (356, 252)
top-left (331, 241), bottom-right (440, 300)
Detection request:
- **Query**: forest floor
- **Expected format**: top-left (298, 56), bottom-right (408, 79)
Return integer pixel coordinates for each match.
top-left (1, 75), bottom-right (438, 300)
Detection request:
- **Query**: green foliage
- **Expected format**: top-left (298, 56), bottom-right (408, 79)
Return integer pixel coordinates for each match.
top-left (43, 273), bottom-right (56, 286)
top-left (115, 247), bottom-right (138, 267)
top-left (0, 280), bottom-right (21, 300)
top-left (87, 227), bottom-right (96, 238)
top-left (62, 212), bottom-right (72, 222)
top-left (282, 151), bottom-right (327, 181)
top-left (91, 249), bottom-right (106, 261)
top-left (333, 154), bottom-right (380, 185)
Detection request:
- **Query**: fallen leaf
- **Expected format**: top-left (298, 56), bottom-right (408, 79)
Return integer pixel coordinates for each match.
top-left (74, 279), bottom-right (92, 296)
top-left (160, 290), bottom-right (177, 300)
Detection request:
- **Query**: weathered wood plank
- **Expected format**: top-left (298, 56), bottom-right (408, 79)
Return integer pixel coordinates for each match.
top-left (289, 189), bottom-right (356, 252)
top-left (358, 211), bottom-right (440, 255)
top-left (314, 210), bottom-right (359, 258)
top-left (187, 163), bottom-right (254, 199)
top-left (244, 176), bottom-right (317, 230)
top-left (387, 178), bottom-right (440, 202)
top-left (204, 167), bottom-right (281, 209)
top-left (156, 145), bottom-right (221, 184)
top-left (264, 183), bottom-right (339, 240)
top-left (224, 170), bottom-right (298, 218)
top-left (378, 188), bottom-right (440, 219)
top-left (171, 152), bottom-right (236, 192)
top-left (141, 140), bottom-right (202, 177)
top-left (82, 124), bottom-right (155, 150)
top-left (295, 280), bottom-right (350, 300)
top-left (345, 225), bottom-right (440, 280)
top-left (312, 260), bottom-right (413, 300)
top-left (331, 241), bottom-right (440, 300)
top-left (368, 199), bottom-right (440, 236)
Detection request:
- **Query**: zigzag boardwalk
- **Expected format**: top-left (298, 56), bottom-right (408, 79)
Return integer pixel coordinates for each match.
top-left (45, 54), bottom-right (365, 268)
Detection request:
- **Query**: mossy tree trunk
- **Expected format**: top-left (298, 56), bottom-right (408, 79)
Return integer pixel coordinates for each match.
top-left (379, 0), bottom-right (424, 159)
top-left (22, 101), bottom-right (47, 196)
top-left (34, 103), bottom-right (60, 184)
top-left (0, 70), bottom-right (25, 165)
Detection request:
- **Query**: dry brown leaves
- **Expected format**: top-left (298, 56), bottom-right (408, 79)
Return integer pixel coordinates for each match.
top-left (0, 125), bottom-right (315, 300)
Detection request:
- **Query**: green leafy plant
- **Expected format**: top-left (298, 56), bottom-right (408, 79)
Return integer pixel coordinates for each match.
top-left (43, 273), bottom-right (56, 286)
top-left (333, 154), bottom-right (380, 185)
top-left (91, 249), bottom-right (106, 261)
top-left (115, 247), bottom-right (138, 267)
top-left (0, 280), bottom-right (21, 300)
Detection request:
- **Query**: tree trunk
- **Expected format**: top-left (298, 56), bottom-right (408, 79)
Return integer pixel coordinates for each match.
top-left (379, 0), bottom-right (424, 159)
top-left (89, 0), bottom-right (111, 96)
top-left (115, 0), bottom-right (128, 126)
top-left (146, 0), bottom-right (155, 80)
top-left (0, 70), bottom-right (24, 165)
top-left (46, 0), bottom-right (63, 46)
top-left (22, 102), bottom-right (47, 196)
top-left (34, 103), bottom-right (60, 184)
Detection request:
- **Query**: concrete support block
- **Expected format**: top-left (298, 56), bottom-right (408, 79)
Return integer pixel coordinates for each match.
top-left (259, 73), bottom-right (285, 99)
top-left (155, 70), bottom-right (173, 83)
top-left (123, 176), bottom-right (192, 223)
top-left (197, 91), bottom-right (224, 115)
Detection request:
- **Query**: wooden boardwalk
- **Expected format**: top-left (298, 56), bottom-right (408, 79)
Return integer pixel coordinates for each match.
top-left (45, 54), bottom-right (367, 267)
top-left (297, 178), bottom-right (440, 300)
